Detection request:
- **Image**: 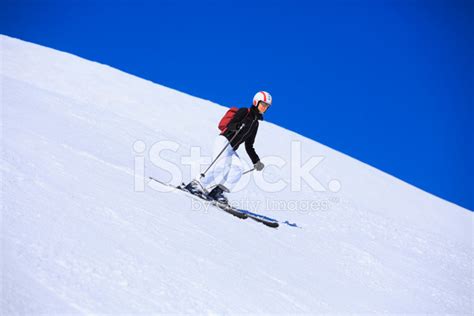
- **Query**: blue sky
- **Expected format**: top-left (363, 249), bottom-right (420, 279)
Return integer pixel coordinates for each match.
top-left (1, 0), bottom-right (472, 210)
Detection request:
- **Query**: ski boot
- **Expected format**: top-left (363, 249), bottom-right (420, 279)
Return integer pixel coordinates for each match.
top-left (183, 180), bottom-right (208, 198)
top-left (208, 184), bottom-right (229, 205)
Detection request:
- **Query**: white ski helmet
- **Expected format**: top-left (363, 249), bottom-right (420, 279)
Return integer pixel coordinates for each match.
top-left (253, 91), bottom-right (272, 107)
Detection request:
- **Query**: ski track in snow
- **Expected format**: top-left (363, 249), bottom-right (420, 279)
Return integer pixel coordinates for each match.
top-left (1, 35), bottom-right (473, 314)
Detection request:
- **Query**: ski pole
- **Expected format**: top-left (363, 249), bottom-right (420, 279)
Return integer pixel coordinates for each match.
top-left (200, 123), bottom-right (245, 179)
top-left (242, 168), bottom-right (254, 175)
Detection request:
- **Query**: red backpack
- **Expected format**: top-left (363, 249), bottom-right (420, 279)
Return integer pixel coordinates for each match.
top-left (218, 107), bottom-right (249, 133)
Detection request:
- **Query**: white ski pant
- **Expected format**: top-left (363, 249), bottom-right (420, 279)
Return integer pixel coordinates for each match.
top-left (199, 135), bottom-right (243, 192)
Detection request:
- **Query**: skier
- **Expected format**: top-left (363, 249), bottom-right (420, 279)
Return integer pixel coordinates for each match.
top-left (184, 91), bottom-right (272, 204)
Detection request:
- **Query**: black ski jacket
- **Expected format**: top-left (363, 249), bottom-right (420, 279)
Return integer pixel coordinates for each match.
top-left (221, 106), bottom-right (263, 164)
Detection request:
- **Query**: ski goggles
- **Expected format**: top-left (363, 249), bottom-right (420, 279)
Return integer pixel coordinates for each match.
top-left (258, 101), bottom-right (271, 109)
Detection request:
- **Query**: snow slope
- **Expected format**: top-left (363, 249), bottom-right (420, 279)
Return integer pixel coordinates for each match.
top-left (1, 35), bottom-right (472, 314)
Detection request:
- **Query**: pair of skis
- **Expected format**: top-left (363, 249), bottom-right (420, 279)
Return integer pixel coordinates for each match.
top-left (149, 176), bottom-right (280, 228)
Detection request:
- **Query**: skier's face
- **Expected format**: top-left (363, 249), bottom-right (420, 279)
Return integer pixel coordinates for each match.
top-left (257, 101), bottom-right (271, 114)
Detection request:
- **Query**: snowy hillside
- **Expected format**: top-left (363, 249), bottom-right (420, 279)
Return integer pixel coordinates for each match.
top-left (1, 35), bottom-right (472, 314)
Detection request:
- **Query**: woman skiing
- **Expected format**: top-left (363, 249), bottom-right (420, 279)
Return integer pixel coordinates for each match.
top-left (184, 91), bottom-right (272, 203)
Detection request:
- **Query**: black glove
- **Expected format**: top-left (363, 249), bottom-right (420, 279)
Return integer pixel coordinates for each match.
top-left (254, 161), bottom-right (264, 171)
top-left (227, 122), bottom-right (239, 131)
top-left (231, 122), bottom-right (246, 131)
